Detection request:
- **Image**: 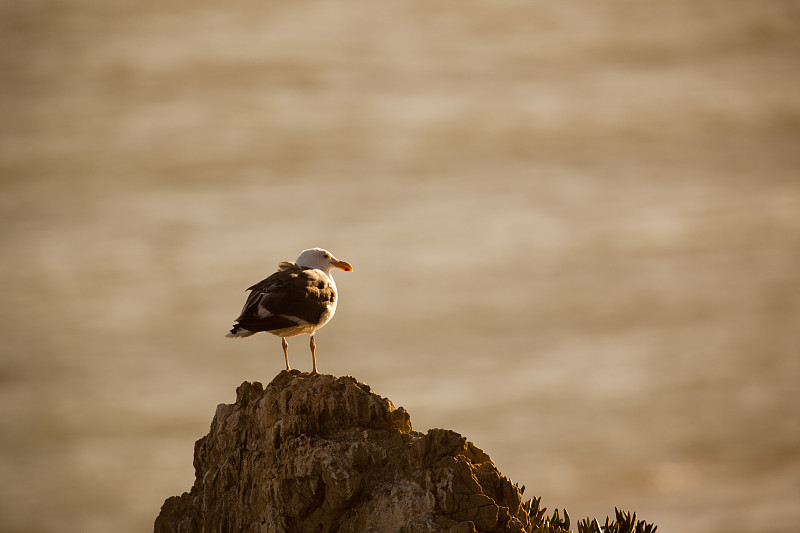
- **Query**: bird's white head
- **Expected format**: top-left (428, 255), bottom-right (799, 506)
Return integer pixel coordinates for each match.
top-left (295, 248), bottom-right (353, 274)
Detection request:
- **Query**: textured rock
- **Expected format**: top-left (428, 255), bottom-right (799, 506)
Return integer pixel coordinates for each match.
top-left (155, 371), bottom-right (530, 533)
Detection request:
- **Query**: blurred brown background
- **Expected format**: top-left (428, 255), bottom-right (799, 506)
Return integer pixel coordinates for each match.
top-left (2, 1), bottom-right (799, 532)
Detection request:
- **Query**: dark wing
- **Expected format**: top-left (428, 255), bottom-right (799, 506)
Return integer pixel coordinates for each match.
top-left (232, 264), bottom-right (336, 333)
top-left (244, 262), bottom-right (297, 292)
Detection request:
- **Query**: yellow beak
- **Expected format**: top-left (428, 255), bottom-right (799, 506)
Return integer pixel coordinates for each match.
top-left (333, 260), bottom-right (353, 272)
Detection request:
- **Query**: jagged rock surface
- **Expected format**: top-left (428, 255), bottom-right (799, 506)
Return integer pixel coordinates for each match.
top-left (155, 371), bottom-right (531, 533)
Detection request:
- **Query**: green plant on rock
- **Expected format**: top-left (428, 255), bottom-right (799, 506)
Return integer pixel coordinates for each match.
top-left (522, 496), bottom-right (656, 533)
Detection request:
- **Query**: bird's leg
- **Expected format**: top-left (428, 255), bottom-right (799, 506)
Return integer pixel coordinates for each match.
top-left (281, 337), bottom-right (291, 371)
top-left (309, 334), bottom-right (318, 375)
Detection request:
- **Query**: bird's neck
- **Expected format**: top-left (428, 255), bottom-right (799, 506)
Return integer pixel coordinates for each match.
top-left (302, 265), bottom-right (337, 285)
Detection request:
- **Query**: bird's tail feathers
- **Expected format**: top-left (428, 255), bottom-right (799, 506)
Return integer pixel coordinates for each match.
top-left (226, 324), bottom-right (254, 338)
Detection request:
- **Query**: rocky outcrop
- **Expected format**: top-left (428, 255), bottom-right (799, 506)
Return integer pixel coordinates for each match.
top-left (155, 371), bottom-right (531, 533)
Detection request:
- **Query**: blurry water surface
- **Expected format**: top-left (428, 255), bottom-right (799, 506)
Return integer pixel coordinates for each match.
top-left (2, 1), bottom-right (799, 532)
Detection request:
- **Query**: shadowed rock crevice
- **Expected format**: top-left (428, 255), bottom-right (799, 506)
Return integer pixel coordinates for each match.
top-left (155, 371), bottom-right (531, 533)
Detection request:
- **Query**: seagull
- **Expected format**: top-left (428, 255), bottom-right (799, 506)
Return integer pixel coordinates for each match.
top-left (225, 248), bottom-right (353, 375)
